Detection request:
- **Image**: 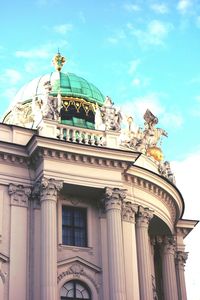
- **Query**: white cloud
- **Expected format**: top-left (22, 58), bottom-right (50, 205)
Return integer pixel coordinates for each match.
top-left (150, 3), bottom-right (169, 14)
top-left (120, 92), bottom-right (183, 129)
top-left (121, 92), bottom-right (165, 124)
top-left (177, 0), bottom-right (192, 14)
top-left (171, 151), bottom-right (200, 300)
top-left (1, 87), bottom-right (18, 102)
top-left (128, 59), bottom-right (140, 74)
top-left (160, 112), bottom-right (183, 128)
top-left (130, 20), bottom-right (173, 47)
top-left (53, 24), bottom-right (73, 35)
top-left (16, 48), bottom-right (50, 59)
top-left (2, 69), bottom-right (22, 84)
top-left (107, 29), bottom-right (126, 44)
top-left (132, 78), bottom-right (141, 86)
top-left (124, 3), bottom-right (140, 12)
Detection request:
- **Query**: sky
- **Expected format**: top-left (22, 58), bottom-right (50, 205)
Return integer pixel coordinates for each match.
top-left (0, 0), bottom-right (200, 298)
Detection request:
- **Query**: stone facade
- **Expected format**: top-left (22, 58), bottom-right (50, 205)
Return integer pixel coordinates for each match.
top-left (0, 121), bottom-right (197, 300)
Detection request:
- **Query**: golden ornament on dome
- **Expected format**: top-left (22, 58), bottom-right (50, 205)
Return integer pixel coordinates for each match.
top-left (146, 146), bottom-right (164, 162)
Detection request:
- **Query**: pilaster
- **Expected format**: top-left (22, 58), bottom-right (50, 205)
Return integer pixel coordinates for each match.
top-left (122, 202), bottom-right (140, 300)
top-left (8, 184), bottom-right (31, 300)
top-left (176, 251), bottom-right (188, 300)
top-left (162, 236), bottom-right (178, 300)
top-left (34, 177), bottom-right (63, 300)
top-left (103, 187), bottom-right (127, 300)
top-left (136, 206), bottom-right (154, 300)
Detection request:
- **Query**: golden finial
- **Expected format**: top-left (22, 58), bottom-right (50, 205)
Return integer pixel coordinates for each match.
top-left (52, 50), bottom-right (66, 71)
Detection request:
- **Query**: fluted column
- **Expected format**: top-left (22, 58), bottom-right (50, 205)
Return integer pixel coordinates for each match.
top-left (176, 251), bottom-right (188, 300)
top-left (103, 187), bottom-right (127, 300)
top-left (122, 202), bottom-right (140, 300)
top-left (162, 236), bottom-right (178, 300)
top-left (136, 206), bottom-right (154, 300)
top-left (34, 177), bottom-right (63, 300)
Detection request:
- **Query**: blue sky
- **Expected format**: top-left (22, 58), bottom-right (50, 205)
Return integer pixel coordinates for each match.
top-left (0, 0), bottom-right (200, 298)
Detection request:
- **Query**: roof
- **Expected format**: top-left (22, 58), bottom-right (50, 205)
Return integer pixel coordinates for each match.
top-left (13, 71), bottom-right (105, 106)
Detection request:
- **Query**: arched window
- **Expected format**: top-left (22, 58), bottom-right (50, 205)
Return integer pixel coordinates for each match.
top-left (60, 280), bottom-right (91, 300)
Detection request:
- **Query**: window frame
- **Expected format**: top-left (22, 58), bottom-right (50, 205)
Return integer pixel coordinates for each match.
top-left (60, 279), bottom-right (91, 300)
top-left (62, 205), bottom-right (88, 247)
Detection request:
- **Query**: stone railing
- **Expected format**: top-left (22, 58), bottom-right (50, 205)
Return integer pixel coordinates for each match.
top-left (56, 123), bottom-right (105, 147)
top-left (38, 119), bottom-right (120, 149)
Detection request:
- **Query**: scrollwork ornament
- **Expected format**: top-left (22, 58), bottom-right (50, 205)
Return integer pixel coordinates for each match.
top-left (136, 206), bottom-right (154, 227)
top-left (122, 202), bottom-right (138, 223)
top-left (176, 251), bottom-right (188, 268)
top-left (8, 183), bottom-right (31, 207)
top-left (33, 177), bottom-right (63, 202)
top-left (103, 187), bottom-right (127, 211)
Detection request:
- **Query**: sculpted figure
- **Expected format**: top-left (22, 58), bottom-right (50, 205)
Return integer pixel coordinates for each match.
top-left (158, 161), bottom-right (176, 184)
top-left (100, 96), bottom-right (122, 131)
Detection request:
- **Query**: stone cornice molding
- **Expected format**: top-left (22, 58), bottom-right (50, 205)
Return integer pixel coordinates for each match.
top-left (33, 177), bottom-right (63, 202)
top-left (176, 251), bottom-right (188, 269)
top-left (122, 202), bottom-right (138, 223)
top-left (136, 206), bottom-right (154, 228)
top-left (124, 174), bottom-right (177, 223)
top-left (29, 147), bottom-right (131, 171)
top-left (0, 151), bottom-right (28, 167)
top-left (8, 183), bottom-right (31, 207)
top-left (102, 187), bottom-right (126, 211)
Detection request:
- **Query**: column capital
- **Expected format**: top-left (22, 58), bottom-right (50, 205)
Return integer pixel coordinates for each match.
top-left (122, 202), bottom-right (138, 223)
top-left (163, 236), bottom-right (176, 256)
top-left (136, 206), bottom-right (154, 227)
top-left (103, 187), bottom-right (126, 211)
top-left (176, 251), bottom-right (188, 268)
top-left (33, 177), bottom-right (63, 202)
top-left (8, 183), bottom-right (31, 207)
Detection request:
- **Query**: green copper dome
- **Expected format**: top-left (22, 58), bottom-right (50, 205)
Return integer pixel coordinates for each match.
top-left (13, 71), bottom-right (105, 106)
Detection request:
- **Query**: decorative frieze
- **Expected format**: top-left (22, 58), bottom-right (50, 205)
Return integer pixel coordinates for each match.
top-left (8, 183), bottom-right (31, 207)
top-left (122, 201), bottom-right (138, 223)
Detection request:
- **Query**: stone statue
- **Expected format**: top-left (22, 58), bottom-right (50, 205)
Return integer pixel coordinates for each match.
top-left (158, 161), bottom-right (176, 184)
top-left (100, 96), bottom-right (122, 131)
top-left (41, 81), bottom-right (60, 120)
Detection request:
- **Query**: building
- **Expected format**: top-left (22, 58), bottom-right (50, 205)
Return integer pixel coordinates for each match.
top-left (0, 52), bottom-right (198, 300)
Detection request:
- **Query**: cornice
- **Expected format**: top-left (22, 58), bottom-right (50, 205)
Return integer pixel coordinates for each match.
top-left (29, 146), bottom-right (135, 171)
top-left (26, 134), bottom-right (140, 164)
top-left (124, 173), bottom-right (180, 223)
top-left (0, 151), bottom-right (28, 167)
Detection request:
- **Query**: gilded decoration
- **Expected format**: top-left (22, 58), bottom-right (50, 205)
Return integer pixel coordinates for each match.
top-left (52, 51), bottom-right (66, 71)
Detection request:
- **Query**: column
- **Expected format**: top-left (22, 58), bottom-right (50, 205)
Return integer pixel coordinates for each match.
top-left (35, 177), bottom-right (63, 300)
top-left (122, 202), bottom-right (140, 300)
top-left (176, 251), bottom-right (188, 300)
top-left (8, 184), bottom-right (31, 300)
top-left (162, 236), bottom-right (178, 300)
top-left (103, 187), bottom-right (127, 300)
top-left (135, 206), bottom-right (154, 300)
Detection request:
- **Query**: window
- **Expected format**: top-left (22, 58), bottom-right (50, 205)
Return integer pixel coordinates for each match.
top-left (62, 206), bottom-right (87, 247)
top-left (60, 280), bottom-right (91, 299)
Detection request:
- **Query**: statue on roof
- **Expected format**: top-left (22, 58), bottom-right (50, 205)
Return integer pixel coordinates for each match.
top-left (120, 109), bottom-right (168, 161)
top-left (99, 96), bottom-right (122, 131)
